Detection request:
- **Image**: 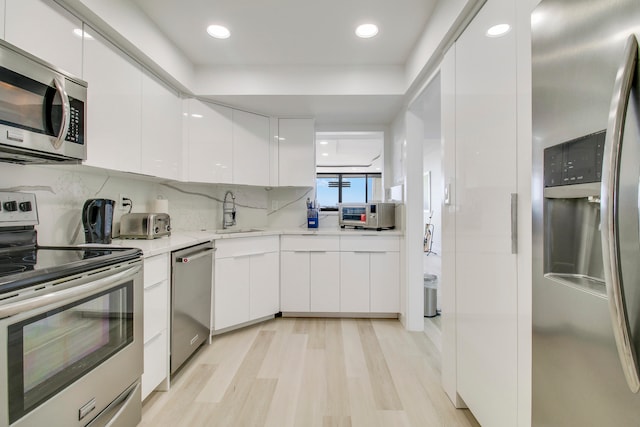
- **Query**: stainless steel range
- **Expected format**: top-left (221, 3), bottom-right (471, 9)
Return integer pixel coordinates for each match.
top-left (0, 191), bottom-right (143, 427)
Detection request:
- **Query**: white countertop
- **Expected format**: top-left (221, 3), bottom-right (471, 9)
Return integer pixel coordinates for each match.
top-left (109, 227), bottom-right (403, 257)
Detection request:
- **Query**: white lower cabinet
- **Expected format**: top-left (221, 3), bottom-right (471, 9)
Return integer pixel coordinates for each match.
top-left (339, 235), bottom-right (400, 314)
top-left (280, 234), bottom-right (399, 314)
top-left (340, 252), bottom-right (370, 312)
top-left (214, 236), bottom-right (279, 331)
top-left (141, 254), bottom-right (170, 400)
top-left (310, 252), bottom-right (340, 312)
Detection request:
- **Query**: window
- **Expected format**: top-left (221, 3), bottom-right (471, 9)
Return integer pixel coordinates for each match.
top-left (316, 173), bottom-right (382, 210)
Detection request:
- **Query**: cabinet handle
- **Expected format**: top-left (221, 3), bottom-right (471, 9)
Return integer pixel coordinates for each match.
top-left (144, 280), bottom-right (165, 291)
top-left (144, 330), bottom-right (163, 345)
top-left (511, 193), bottom-right (518, 254)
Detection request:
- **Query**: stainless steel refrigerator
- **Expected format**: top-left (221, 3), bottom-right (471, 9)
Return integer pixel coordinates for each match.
top-left (532, 0), bottom-right (640, 425)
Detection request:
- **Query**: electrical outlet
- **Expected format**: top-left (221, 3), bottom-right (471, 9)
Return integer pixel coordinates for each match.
top-left (119, 193), bottom-right (131, 211)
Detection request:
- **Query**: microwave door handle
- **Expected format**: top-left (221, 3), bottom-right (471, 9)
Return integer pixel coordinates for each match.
top-left (52, 77), bottom-right (70, 150)
top-left (601, 34), bottom-right (640, 393)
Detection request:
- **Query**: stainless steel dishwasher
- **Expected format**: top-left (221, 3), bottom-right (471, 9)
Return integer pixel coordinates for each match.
top-left (170, 241), bottom-right (215, 374)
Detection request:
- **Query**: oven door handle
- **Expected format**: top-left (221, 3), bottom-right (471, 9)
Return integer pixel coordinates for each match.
top-left (0, 265), bottom-right (141, 319)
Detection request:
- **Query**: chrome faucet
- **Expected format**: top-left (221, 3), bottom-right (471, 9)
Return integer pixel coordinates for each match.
top-left (222, 190), bottom-right (236, 229)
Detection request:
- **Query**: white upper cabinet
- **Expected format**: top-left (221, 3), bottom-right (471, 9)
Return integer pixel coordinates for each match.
top-left (141, 71), bottom-right (182, 180)
top-left (232, 110), bottom-right (270, 186)
top-left (83, 29), bottom-right (142, 173)
top-left (277, 118), bottom-right (315, 187)
top-left (184, 99), bottom-right (233, 184)
top-left (5, 0), bottom-right (82, 77)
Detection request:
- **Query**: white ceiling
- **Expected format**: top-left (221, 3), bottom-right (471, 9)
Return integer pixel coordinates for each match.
top-left (132, 0), bottom-right (437, 67)
top-left (130, 0), bottom-right (440, 125)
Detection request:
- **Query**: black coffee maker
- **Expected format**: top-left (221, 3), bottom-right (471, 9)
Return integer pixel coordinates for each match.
top-left (82, 199), bottom-right (115, 244)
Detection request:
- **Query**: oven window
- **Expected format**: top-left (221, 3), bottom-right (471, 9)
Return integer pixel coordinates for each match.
top-left (7, 282), bottom-right (134, 424)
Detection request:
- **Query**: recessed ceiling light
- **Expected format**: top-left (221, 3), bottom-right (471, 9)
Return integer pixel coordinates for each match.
top-left (278, 137), bottom-right (286, 141)
top-left (355, 24), bottom-right (379, 39)
top-left (191, 114), bottom-right (203, 118)
top-left (486, 24), bottom-right (511, 37)
top-left (73, 28), bottom-right (93, 39)
top-left (376, 168), bottom-right (381, 171)
top-left (319, 141), bottom-right (329, 145)
top-left (207, 24), bottom-right (231, 39)
top-left (321, 153), bottom-right (329, 157)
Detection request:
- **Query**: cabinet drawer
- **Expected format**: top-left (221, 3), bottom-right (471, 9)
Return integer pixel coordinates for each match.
top-left (144, 279), bottom-right (168, 341)
top-left (340, 235), bottom-right (400, 252)
top-left (215, 235), bottom-right (279, 258)
top-left (281, 235), bottom-right (339, 252)
top-left (144, 254), bottom-right (169, 286)
top-left (142, 328), bottom-right (168, 399)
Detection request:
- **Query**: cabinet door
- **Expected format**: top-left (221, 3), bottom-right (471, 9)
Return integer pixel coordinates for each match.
top-left (339, 252), bottom-right (370, 312)
top-left (5, 0), bottom-right (82, 77)
top-left (141, 71), bottom-right (182, 180)
top-left (249, 252), bottom-right (279, 319)
top-left (186, 99), bottom-right (233, 183)
top-left (453, 0), bottom-right (518, 425)
top-left (83, 30), bottom-right (141, 172)
top-left (310, 252), bottom-right (340, 312)
top-left (142, 329), bottom-right (168, 400)
top-left (233, 110), bottom-right (270, 185)
top-left (214, 257), bottom-right (250, 330)
top-left (278, 118), bottom-right (315, 186)
top-left (370, 252), bottom-right (400, 312)
top-left (280, 251), bottom-right (310, 312)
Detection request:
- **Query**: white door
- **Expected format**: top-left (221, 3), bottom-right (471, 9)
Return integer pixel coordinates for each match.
top-left (370, 252), bottom-right (399, 313)
top-left (214, 257), bottom-right (250, 330)
top-left (232, 110), bottom-right (270, 185)
top-left (340, 252), bottom-right (370, 312)
top-left (453, 0), bottom-right (518, 425)
top-left (249, 252), bottom-right (280, 319)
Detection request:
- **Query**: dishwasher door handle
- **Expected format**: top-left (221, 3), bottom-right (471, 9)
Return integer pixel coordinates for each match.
top-left (176, 248), bottom-right (216, 263)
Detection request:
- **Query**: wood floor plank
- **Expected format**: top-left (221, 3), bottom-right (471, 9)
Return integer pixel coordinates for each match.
top-left (347, 378), bottom-right (384, 427)
top-left (263, 333), bottom-right (308, 427)
top-left (324, 319), bottom-right (350, 416)
top-left (323, 415), bottom-right (352, 427)
top-left (356, 319), bottom-right (403, 410)
top-left (294, 348), bottom-right (327, 427)
top-left (341, 318), bottom-right (369, 379)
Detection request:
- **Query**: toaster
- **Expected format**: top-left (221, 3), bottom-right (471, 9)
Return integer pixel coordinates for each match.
top-left (119, 213), bottom-right (171, 239)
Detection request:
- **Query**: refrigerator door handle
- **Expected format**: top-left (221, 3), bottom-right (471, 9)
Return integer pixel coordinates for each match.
top-left (601, 34), bottom-right (640, 393)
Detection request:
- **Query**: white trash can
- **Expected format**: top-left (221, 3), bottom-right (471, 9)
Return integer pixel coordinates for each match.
top-left (424, 273), bottom-right (438, 317)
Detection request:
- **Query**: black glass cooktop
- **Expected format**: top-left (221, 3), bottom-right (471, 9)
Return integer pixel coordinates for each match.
top-left (0, 246), bottom-right (142, 295)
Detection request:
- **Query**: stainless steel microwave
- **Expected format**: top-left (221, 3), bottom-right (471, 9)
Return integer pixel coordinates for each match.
top-left (339, 202), bottom-right (396, 230)
top-left (0, 39), bottom-right (87, 164)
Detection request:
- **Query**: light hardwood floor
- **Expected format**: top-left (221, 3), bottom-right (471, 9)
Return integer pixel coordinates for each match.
top-left (141, 318), bottom-right (479, 427)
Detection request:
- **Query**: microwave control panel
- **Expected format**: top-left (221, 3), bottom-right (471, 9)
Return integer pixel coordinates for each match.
top-left (544, 130), bottom-right (605, 187)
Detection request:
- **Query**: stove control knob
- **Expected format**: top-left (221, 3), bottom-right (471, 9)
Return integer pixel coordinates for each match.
top-left (4, 201), bottom-right (17, 212)
top-left (154, 226), bottom-right (160, 234)
top-left (19, 201), bottom-right (32, 212)
top-left (166, 225), bottom-right (172, 232)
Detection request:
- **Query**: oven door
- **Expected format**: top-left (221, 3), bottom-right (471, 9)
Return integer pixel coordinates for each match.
top-left (0, 261), bottom-right (142, 427)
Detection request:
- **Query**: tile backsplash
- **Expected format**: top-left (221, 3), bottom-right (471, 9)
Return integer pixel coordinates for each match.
top-left (0, 163), bottom-right (312, 246)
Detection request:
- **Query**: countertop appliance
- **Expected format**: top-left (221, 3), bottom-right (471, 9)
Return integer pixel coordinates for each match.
top-left (0, 39), bottom-right (86, 164)
top-left (532, 1), bottom-right (640, 425)
top-left (0, 191), bottom-right (144, 427)
top-left (120, 212), bottom-right (171, 239)
top-left (82, 198), bottom-right (115, 244)
top-left (170, 241), bottom-right (214, 374)
top-left (339, 202), bottom-right (395, 230)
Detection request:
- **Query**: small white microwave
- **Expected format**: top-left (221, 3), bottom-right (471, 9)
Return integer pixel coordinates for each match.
top-left (338, 202), bottom-right (396, 230)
